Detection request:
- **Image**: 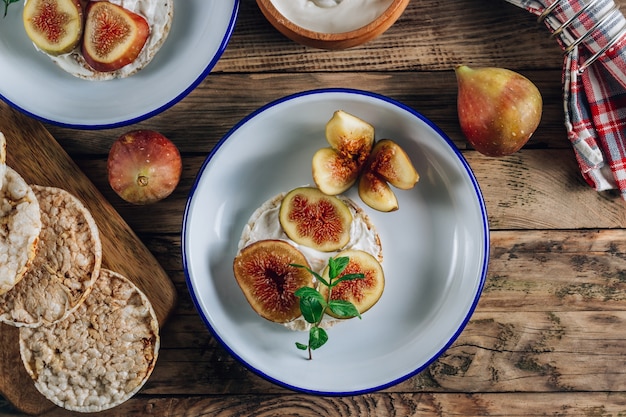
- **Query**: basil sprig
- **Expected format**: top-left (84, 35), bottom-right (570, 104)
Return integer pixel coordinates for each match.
top-left (292, 256), bottom-right (364, 360)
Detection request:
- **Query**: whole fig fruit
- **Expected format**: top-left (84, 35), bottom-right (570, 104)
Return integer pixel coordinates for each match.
top-left (455, 65), bottom-right (542, 157)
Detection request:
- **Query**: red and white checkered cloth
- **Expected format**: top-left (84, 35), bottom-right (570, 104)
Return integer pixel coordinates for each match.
top-left (505, 0), bottom-right (626, 199)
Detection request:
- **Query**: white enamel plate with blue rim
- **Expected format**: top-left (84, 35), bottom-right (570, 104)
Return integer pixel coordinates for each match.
top-left (183, 89), bottom-right (489, 395)
top-left (0, 1), bottom-right (238, 129)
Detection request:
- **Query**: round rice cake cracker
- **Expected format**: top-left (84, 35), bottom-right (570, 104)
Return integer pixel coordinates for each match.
top-left (38, 0), bottom-right (175, 80)
top-left (0, 166), bottom-right (41, 295)
top-left (0, 185), bottom-right (101, 327)
top-left (19, 269), bottom-right (160, 413)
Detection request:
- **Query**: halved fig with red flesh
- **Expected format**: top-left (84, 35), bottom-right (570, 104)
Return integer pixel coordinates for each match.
top-left (82, 1), bottom-right (150, 72)
top-left (233, 240), bottom-right (314, 323)
top-left (23, 0), bottom-right (83, 56)
top-left (312, 110), bottom-right (375, 195)
top-left (368, 139), bottom-right (419, 190)
top-left (358, 170), bottom-right (399, 212)
top-left (319, 249), bottom-right (384, 318)
top-left (279, 187), bottom-right (353, 252)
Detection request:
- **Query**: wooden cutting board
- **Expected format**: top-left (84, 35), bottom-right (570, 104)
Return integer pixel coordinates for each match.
top-left (0, 102), bottom-right (178, 415)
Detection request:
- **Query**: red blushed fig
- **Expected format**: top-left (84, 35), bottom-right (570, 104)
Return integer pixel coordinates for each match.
top-left (23, 0), bottom-right (83, 56)
top-left (107, 130), bottom-right (182, 205)
top-left (279, 187), bottom-right (353, 252)
top-left (312, 110), bottom-right (374, 195)
top-left (233, 240), bottom-right (315, 323)
top-left (82, 1), bottom-right (150, 72)
top-left (455, 65), bottom-right (543, 157)
top-left (319, 249), bottom-right (384, 318)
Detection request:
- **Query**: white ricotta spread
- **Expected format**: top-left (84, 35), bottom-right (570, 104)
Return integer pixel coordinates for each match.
top-left (25, 0), bottom-right (174, 80)
top-left (270, 0), bottom-right (394, 33)
top-left (237, 190), bottom-right (382, 331)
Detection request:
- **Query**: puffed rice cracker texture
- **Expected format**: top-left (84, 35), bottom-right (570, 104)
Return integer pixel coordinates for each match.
top-left (19, 269), bottom-right (160, 413)
top-left (0, 185), bottom-right (101, 327)
top-left (0, 165), bottom-right (41, 295)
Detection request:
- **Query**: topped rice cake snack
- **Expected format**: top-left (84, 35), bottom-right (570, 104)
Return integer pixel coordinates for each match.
top-left (19, 269), bottom-right (160, 412)
top-left (33, 0), bottom-right (175, 80)
top-left (0, 161), bottom-right (42, 295)
top-left (0, 185), bottom-right (101, 327)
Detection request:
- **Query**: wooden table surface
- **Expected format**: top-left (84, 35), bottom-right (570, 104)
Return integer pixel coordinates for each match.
top-left (3, 0), bottom-right (626, 415)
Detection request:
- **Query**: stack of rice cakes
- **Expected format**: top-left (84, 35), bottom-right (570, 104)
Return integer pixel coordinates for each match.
top-left (0, 132), bottom-right (160, 413)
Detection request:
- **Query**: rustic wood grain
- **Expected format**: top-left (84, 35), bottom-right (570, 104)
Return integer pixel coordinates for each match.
top-left (3, 0), bottom-right (626, 415)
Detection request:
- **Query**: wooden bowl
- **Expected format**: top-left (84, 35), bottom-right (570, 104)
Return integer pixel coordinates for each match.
top-left (256, 0), bottom-right (409, 50)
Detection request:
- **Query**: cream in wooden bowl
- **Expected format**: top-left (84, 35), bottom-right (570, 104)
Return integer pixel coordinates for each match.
top-left (256, 0), bottom-right (409, 50)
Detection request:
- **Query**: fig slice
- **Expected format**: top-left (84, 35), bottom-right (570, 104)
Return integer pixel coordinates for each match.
top-left (233, 240), bottom-right (314, 323)
top-left (82, 1), bottom-right (150, 72)
top-left (312, 110), bottom-right (375, 195)
top-left (319, 249), bottom-right (384, 318)
top-left (358, 170), bottom-right (399, 212)
top-left (23, 0), bottom-right (83, 56)
top-left (367, 139), bottom-right (419, 190)
top-left (312, 147), bottom-right (359, 196)
top-left (279, 187), bottom-right (353, 252)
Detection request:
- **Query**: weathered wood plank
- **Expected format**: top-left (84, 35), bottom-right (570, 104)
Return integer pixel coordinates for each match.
top-left (218, 0), bottom-right (566, 72)
top-left (45, 71), bottom-right (566, 154)
top-left (3, 392), bottom-right (625, 417)
top-left (142, 310), bottom-right (626, 395)
top-left (69, 149), bottom-right (624, 236)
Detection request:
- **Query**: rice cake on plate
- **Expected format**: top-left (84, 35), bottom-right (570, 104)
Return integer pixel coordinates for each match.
top-left (19, 269), bottom-right (160, 412)
top-left (40, 0), bottom-right (175, 80)
top-left (0, 185), bottom-right (101, 327)
top-left (0, 164), bottom-right (41, 296)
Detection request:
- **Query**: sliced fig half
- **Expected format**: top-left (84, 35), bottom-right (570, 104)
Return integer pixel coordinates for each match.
top-left (358, 170), bottom-right (399, 212)
top-left (82, 1), bottom-right (150, 72)
top-left (23, 0), bottom-right (83, 56)
top-left (368, 139), bottom-right (419, 190)
top-left (312, 110), bottom-right (375, 195)
top-left (233, 240), bottom-right (314, 323)
top-left (319, 249), bottom-right (384, 318)
top-left (279, 187), bottom-right (353, 252)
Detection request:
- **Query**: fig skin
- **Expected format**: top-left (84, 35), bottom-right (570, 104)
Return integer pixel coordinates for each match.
top-left (82, 1), bottom-right (150, 72)
top-left (233, 240), bottom-right (315, 323)
top-left (23, 0), bottom-right (83, 56)
top-left (358, 170), bottom-right (399, 212)
top-left (455, 65), bottom-right (543, 157)
top-left (312, 147), bottom-right (360, 195)
top-left (319, 249), bottom-right (384, 318)
top-left (107, 129), bottom-right (182, 205)
top-left (312, 110), bottom-right (375, 195)
top-left (367, 139), bottom-right (419, 190)
top-left (279, 187), bottom-right (353, 252)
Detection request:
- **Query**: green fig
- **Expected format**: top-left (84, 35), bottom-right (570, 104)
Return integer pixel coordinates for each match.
top-left (454, 65), bottom-right (542, 157)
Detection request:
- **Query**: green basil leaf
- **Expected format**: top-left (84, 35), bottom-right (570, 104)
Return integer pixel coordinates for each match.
top-left (309, 327), bottom-right (328, 350)
top-left (328, 256), bottom-right (349, 279)
top-left (294, 287), bottom-right (323, 301)
top-left (328, 300), bottom-right (362, 319)
top-left (295, 342), bottom-right (308, 350)
top-left (299, 296), bottom-right (325, 324)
